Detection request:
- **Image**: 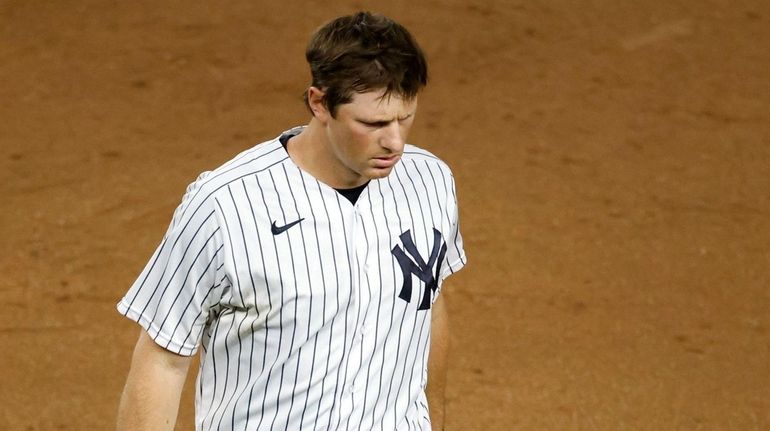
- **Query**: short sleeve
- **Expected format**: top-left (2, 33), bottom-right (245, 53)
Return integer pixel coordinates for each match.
top-left (117, 172), bottom-right (227, 356)
top-left (439, 173), bottom-right (466, 282)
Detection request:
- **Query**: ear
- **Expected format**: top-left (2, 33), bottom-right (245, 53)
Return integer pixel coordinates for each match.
top-left (307, 87), bottom-right (331, 123)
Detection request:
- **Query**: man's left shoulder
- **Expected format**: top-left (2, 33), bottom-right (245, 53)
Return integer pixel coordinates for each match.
top-left (401, 144), bottom-right (455, 175)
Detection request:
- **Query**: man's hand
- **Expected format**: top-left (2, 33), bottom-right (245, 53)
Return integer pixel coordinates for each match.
top-left (117, 330), bottom-right (193, 431)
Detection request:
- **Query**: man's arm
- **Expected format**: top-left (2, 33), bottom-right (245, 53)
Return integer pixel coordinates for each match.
top-left (117, 330), bottom-right (193, 431)
top-left (427, 293), bottom-right (450, 431)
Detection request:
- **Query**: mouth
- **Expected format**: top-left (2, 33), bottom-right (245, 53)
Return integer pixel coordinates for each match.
top-left (372, 154), bottom-right (401, 168)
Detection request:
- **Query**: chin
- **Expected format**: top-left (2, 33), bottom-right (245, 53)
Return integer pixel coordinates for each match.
top-left (364, 167), bottom-right (395, 180)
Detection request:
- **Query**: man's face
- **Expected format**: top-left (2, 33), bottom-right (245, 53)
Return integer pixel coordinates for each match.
top-left (322, 89), bottom-right (417, 187)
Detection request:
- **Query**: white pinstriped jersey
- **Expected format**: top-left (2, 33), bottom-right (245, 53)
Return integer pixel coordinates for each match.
top-left (117, 127), bottom-right (466, 430)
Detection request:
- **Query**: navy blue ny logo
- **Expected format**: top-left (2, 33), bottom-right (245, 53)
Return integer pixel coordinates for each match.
top-left (391, 228), bottom-right (447, 310)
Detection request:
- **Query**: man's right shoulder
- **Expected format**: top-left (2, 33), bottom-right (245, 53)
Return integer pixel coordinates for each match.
top-left (193, 134), bottom-right (290, 195)
top-left (171, 133), bottom-right (291, 220)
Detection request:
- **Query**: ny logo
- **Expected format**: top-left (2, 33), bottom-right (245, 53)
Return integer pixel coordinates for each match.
top-left (391, 228), bottom-right (447, 310)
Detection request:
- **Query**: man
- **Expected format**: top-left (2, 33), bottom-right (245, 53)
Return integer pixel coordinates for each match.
top-left (116, 11), bottom-right (466, 430)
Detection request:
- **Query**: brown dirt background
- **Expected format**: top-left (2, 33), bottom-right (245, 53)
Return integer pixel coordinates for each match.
top-left (2, 1), bottom-right (769, 430)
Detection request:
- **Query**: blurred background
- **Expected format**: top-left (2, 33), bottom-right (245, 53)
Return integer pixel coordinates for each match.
top-left (1, 1), bottom-right (768, 429)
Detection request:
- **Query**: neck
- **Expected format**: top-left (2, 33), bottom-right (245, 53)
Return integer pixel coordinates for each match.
top-left (287, 119), bottom-right (367, 189)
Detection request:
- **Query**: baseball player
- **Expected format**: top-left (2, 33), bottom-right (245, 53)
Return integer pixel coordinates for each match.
top-left (116, 11), bottom-right (466, 431)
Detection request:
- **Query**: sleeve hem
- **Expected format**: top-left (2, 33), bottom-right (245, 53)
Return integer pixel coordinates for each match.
top-left (116, 300), bottom-right (199, 357)
top-left (439, 253), bottom-right (467, 283)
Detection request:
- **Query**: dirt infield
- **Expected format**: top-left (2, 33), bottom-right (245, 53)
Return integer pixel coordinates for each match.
top-left (2, 1), bottom-right (769, 429)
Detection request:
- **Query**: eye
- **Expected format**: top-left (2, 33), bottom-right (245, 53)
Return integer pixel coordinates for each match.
top-left (361, 120), bottom-right (390, 128)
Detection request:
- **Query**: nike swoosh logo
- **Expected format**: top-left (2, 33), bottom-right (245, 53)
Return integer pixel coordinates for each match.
top-left (271, 218), bottom-right (304, 235)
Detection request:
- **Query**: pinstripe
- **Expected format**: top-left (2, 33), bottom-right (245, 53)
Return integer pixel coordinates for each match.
top-left (217, 186), bottom-right (255, 431)
top-left (328, 190), bottom-right (358, 431)
top-left (402, 150), bottom-right (439, 160)
top-left (222, 189), bottom-right (250, 431)
top-left (200, 308), bottom-right (223, 424)
top-left (132, 146), bottom-right (285, 308)
top-left (423, 159), bottom-right (457, 283)
top-left (117, 130), bottom-right (465, 430)
top-left (449, 175), bottom-right (466, 268)
top-left (123, 147), bottom-right (287, 323)
top-left (411, 159), bottom-right (442, 358)
top-left (123, 236), bottom-right (168, 310)
top-left (206, 197), bottom-right (239, 431)
top-left (166, 152), bottom-right (288, 265)
top-left (313, 176), bottom-right (344, 430)
top-left (255, 173), bottom-right (287, 431)
top-left (162, 243), bottom-right (224, 349)
top-left (151, 229), bottom-right (219, 331)
top-left (209, 310), bottom-right (238, 429)
top-left (440, 170), bottom-right (466, 272)
top-left (195, 273), bottom-right (230, 355)
top-left (241, 175), bottom-right (274, 431)
top-left (393, 165), bottom-right (432, 426)
top-left (409, 159), bottom-right (442, 430)
top-left (370, 178), bottom-right (399, 430)
top-left (412, 160), bottom-right (439, 232)
top-left (176, 154), bottom-right (289, 245)
top-left (222, 182), bottom-right (260, 431)
top-left (356, 187), bottom-right (387, 429)
top-left (423, 160), bottom-right (449, 225)
top-left (296, 167), bottom-right (328, 429)
top-left (279, 163), bottom-right (312, 428)
top-left (154, 225), bottom-right (219, 330)
top-left (428, 160), bottom-right (459, 279)
top-left (132, 210), bottom-right (216, 316)
top-left (344, 210), bottom-right (372, 431)
top-left (384, 169), bottom-right (414, 428)
top-left (178, 145), bottom-right (283, 221)
top-left (266, 168), bottom-right (303, 431)
top-left (171, 262), bottom-right (225, 352)
top-left (409, 315), bottom-right (431, 431)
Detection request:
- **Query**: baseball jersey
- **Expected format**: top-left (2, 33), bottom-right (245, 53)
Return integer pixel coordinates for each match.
top-left (117, 126), bottom-right (466, 430)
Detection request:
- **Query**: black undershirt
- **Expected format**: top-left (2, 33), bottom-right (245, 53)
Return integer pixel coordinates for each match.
top-left (280, 133), bottom-right (368, 205)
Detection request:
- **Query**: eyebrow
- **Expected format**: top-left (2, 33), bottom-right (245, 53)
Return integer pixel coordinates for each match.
top-left (358, 112), bottom-right (415, 123)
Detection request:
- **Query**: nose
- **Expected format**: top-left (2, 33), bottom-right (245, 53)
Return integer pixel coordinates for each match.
top-left (379, 121), bottom-right (405, 153)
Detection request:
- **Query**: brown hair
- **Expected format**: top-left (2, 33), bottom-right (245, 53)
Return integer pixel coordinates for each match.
top-left (303, 11), bottom-right (428, 116)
